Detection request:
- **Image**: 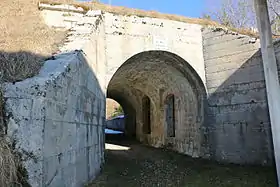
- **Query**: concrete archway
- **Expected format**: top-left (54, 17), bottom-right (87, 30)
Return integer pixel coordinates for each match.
top-left (106, 50), bottom-right (206, 157)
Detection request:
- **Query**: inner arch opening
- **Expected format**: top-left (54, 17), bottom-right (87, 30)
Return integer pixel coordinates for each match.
top-left (106, 50), bottom-right (206, 157)
top-left (106, 98), bottom-right (124, 120)
top-left (106, 89), bottom-right (138, 138)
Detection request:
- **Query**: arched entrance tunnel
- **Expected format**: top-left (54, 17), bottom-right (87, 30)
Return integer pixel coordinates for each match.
top-left (106, 50), bottom-right (207, 157)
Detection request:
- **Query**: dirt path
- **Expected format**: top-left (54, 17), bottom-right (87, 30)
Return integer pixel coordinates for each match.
top-left (88, 138), bottom-right (277, 187)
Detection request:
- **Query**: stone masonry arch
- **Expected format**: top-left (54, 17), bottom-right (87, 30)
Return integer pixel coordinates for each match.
top-left (107, 50), bottom-right (207, 157)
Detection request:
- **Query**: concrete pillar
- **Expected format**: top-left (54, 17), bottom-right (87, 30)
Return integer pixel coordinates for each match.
top-left (254, 0), bottom-right (280, 185)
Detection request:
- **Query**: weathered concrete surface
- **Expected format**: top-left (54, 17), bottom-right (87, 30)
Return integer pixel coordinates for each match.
top-left (3, 5), bottom-right (279, 187)
top-left (202, 27), bottom-right (275, 165)
top-left (3, 6), bottom-right (107, 186)
top-left (4, 51), bottom-right (105, 187)
top-left (40, 5), bottom-right (208, 158)
top-left (255, 0), bottom-right (280, 183)
top-left (41, 7), bottom-right (107, 93)
top-left (103, 12), bottom-right (206, 88)
top-left (103, 12), bottom-right (207, 157)
top-left (107, 51), bottom-right (207, 157)
top-left (40, 4), bottom-right (277, 164)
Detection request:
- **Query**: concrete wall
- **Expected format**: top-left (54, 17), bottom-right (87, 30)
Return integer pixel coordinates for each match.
top-left (2, 7), bottom-right (107, 187)
top-left (39, 6), bottom-right (208, 159)
top-left (38, 4), bottom-right (280, 166)
top-left (4, 52), bottom-right (105, 187)
top-left (103, 12), bottom-right (206, 88)
top-left (202, 27), bottom-right (274, 165)
top-left (103, 12), bottom-right (207, 157)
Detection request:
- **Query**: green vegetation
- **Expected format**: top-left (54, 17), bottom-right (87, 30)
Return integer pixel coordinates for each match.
top-left (111, 106), bottom-right (124, 118)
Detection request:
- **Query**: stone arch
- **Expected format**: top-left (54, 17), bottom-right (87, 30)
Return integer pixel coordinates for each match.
top-left (106, 50), bottom-right (207, 157)
top-left (106, 88), bottom-right (139, 137)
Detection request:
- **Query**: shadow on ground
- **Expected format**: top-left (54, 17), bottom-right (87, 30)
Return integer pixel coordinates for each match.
top-left (87, 134), bottom-right (277, 187)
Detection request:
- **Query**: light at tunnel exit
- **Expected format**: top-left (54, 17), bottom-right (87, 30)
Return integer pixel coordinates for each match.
top-left (105, 129), bottom-right (124, 134)
top-left (105, 143), bottom-right (131, 151)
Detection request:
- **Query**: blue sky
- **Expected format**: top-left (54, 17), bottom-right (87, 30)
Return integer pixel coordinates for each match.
top-left (79, 0), bottom-right (209, 18)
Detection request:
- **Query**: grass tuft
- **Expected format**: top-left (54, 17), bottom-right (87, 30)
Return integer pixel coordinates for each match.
top-left (0, 0), bottom-right (66, 83)
top-left (0, 90), bottom-right (29, 187)
top-left (0, 51), bottom-right (46, 83)
top-left (0, 137), bottom-right (19, 187)
top-left (0, 89), bottom-right (18, 186)
top-left (0, 1), bottom-right (65, 186)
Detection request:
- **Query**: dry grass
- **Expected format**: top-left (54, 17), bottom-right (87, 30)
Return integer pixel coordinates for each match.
top-left (0, 0), bottom-right (273, 84)
top-left (0, 89), bottom-right (5, 134)
top-left (40, 0), bottom-right (261, 38)
top-left (40, 0), bottom-right (218, 26)
top-left (0, 51), bottom-right (47, 83)
top-left (0, 0), bottom-right (66, 83)
top-left (0, 89), bottom-right (19, 187)
top-left (0, 1), bottom-right (67, 186)
top-left (0, 90), bottom-right (26, 187)
top-left (0, 137), bottom-right (19, 187)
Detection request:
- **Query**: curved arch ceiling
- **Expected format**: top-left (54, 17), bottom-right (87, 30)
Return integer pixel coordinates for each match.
top-left (107, 50), bottom-right (206, 113)
top-left (106, 50), bottom-right (206, 156)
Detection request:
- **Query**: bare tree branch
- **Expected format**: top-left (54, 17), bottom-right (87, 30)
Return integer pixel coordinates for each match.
top-left (205, 0), bottom-right (280, 34)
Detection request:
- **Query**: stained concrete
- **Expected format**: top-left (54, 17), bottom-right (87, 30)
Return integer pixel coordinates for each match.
top-left (254, 1), bottom-right (280, 183)
top-left (103, 12), bottom-right (206, 88)
top-left (2, 3), bottom-right (280, 187)
top-left (202, 27), bottom-right (274, 165)
top-left (4, 52), bottom-right (105, 187)
top-left (3, 6), bottom-right (106, 186)
top-left (40, 4), bottom-right (207, 158)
